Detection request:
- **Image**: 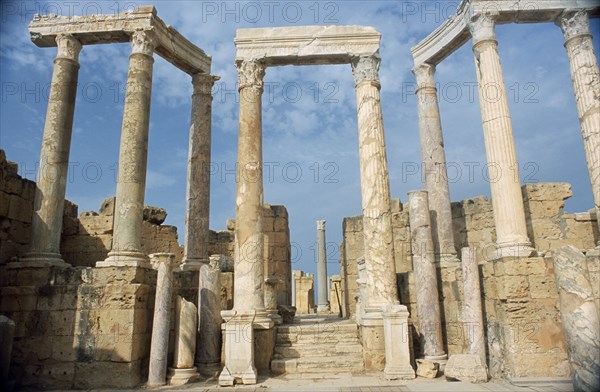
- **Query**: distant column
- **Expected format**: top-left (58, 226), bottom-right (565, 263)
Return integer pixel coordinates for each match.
top-left (316, 220), bottom-right (330, 313)
top-left (21, 34), bottom-right (81, 267)
top-left (557, 10), bottom-right (600, 249)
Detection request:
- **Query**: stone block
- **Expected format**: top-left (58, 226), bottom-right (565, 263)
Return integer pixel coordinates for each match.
top-left (416, 358), bottom-right (438, 378)
top-left (7, 195), bottom-right (32, 223)
top-left (98, 196), bottom-right (115, 216)
top-left (0, 191), bottom-right (9, 216)
top-left (528, 275), bottom-right (558, 299)
top-left (444, 354), bottom-right (488, 383)
top-left (143, 205), bottom-right (167, 224)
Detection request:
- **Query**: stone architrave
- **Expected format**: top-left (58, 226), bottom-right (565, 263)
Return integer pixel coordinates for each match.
top-left (219, 311), bottom-right (257, 386)
top-left (467, 13), bottom-right (534, 260)
top-left (98, 30), bottom-right (157, 268)
top-left (408, 190), bottom-right (446, 364)
top-left (196, 255), bottom-right (222, 375)
top-left (0, 316), bottom-right (15, 385)
top-left (182, 73), bottom-right (220, 270)
top-left (167, 296), bottom-right (200, 385)
top-left (148, 253), bottom-right (175, 386)
top-left (557, 10), bottom-right (600, 250)
top-left (316, 220), bottom-right (330, 313)
top-left (382, 305), bottom-right (416, 380)
top-left (20, 34), bottom-right (81, 267)
top-left (352, 55), bottom-right (400, 314)
top-left (553, 245), bottom-right (600, 392)
top-left (412, 63), bottom-right (458, 264)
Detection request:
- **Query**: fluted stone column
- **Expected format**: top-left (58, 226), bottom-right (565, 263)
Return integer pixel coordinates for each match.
top-left (148, 253), bottom-right (175, 386)
top-left (167, 296), bottom-right (200, 385)
top-left (316, 220), bottom-right (330, 313)
top-left (351, 54), bottom-right (399, 313)
top-left (557, 10), bottom-right (600, 250)
top-left (196, 255), bottom-right (222, 376)
top-left (99, 30), bottom-right (157, 268)
top-left (461, 247), bottom-right (486, 366)
top-left (468, 13), bottom-right (534, 260)
top-left (413, 63), bottom-right (458, 264)
top-left (408, 190), bottom-right (446, 363)
top-left (20, 34), bottom-right (81, 267)
top-left (182, 74), bottom-right (220, 270)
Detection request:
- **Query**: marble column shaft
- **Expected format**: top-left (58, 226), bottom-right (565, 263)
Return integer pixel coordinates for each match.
top-left (148, 253), bottom-right (175, 386)
top-left (233, 59), bottom-right (266, 313)
top-left (351, 54), bottom-right (399, 311)
top-left (102, 30), bottom-right (156, 267)
top-left (468, 14), bottom-right (532, 258)
top-left (196, 255), bottom-right (222, 369)
top-left (553, 246), bottom-right (600, 392)
top-left (183, 74), bottom-right (220, 268)
top-left (408, 190), bottom-right (445, 357)
top-left (25, 34), bottom-right (81, 265)
top-left (558, 10), bottom-right (600, 247)
top-left (173, 296), bottom-right (198, 368)
top-left (316, 220), bottom-right (329, 311)
top-left (413, 63), bottom-right (458, 263)
top-left (461, 247), bottom-right (486, 365)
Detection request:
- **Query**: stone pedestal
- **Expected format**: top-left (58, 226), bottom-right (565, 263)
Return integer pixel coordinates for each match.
top-left (557, 10), bottom-right (600, 249)
top-left (219, 311), bottom-right (257, 386)
top-left (413, 63), bottom-right (458, 264)
top-left (316, 220), bottom-right (330, 313)
top-left (0, 315), bottom-right (15, 386)
top-left (182, 74), bottom-right (220, 270)
top-left (99, 30), bottom-right (157, 268)
top-left (148, 253), bottom-right (175, 386)
top-left (461, 247), bottom-right (487, 367)
top-left (383, 305), bottom-right (416, 380)
top-left (408, 190), bottom-right (446, 363)
top-left (468, 13), bottom-right (534, 260)
top-left (168, 296), bottom-right (200, 385)
top-left (20, 34), bottom-right (81, 267)
top-left (553, 245), bottom-right (600, 392)
top-left (196, 255), bottom-right (222, 376)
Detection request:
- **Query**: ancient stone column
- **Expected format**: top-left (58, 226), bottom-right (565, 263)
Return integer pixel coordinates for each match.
top-left (553, 245), bottom-right (600, 392)
top-left (468, 13), bottom-right (533, 260)
top-left (408, 190), bottom-right (446, 363)
top-left (182, 73), bottom-right (220, 270)
top-left (316, 220), bottom-right (330, 313)
top-left (351, 54), bottom-right (399, 313)
top-left (167, 296), bottom-right (200, 385)
top-left (98, 30), bottom-right (157, 268)
top-left (557, 10), bottom-right (600, 249)
top-left (232, 58), bottom-right (267, 315)
top-left (382, 305), bottom-right (415, 380)
top-left (291, 269), bottom-right (297, 307)
top-left (412, 63), bottom-right (458, 264)
top-left (21, 34), bottom-right (81, 267)
top-left (148, 253), bottom-right (175, 386)
top-left (196, 255), bottom-right (222, 376)
top-left (460, 247), bottom-right (486, 365)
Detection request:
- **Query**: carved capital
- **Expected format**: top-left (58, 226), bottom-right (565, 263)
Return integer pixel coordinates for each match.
top-left (351, 54), bottom-right (380, 85)
top-left (412, 63), bottom-right (436, 90)
top-left (236, 59), bottom-right (266, 90)
top-left (467, 12), bottom-right (497, 45)
top-left (557, 10), bottom-right (591, 42)
top-left (55, 34), bottom-right (81, 62)
top-left (130, 29), bottom-right (157, 56)
top-left (317, 220), bottom-right (326, 231)
top-left (192, 73), bottom-right (220, 95)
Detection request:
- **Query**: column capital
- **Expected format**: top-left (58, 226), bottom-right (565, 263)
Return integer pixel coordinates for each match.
top-left (467, 12), bottom-right (498, 45)
top-left (192, 73), bottom-right (220, 95)
top-left (351, 54), bottom-right (380, 86)
top-left (55, 33), bottom-right (81, 62)
top-left (131, 29), bottom-right (158, 56)
top-left (236, 59), bottom-right (266, 91)
top-left (557, 10), bottom-right (591, 42)
top-left (317, 220), bottom-right (326, 230)
top-left (412, 63), bottom-right (436, 90)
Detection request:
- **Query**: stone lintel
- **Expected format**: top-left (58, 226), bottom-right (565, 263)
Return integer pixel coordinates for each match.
top-left (235, 25), bottom-right (380, 66)
top-left (28, 5), bottom-right (211, 75)
top-left (411, 0), bottom-right (599, 66)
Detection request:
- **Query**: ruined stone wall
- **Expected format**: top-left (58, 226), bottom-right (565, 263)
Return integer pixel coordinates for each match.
top-left (263, 205), bottom-right (292, 307)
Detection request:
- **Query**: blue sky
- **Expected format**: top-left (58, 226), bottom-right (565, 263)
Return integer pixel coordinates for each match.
top-left (1, 1), bottom-right (598, 279)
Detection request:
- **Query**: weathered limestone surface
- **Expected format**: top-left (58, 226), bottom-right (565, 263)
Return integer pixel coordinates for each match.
top-left (413, 63), bottom-right (458, 263)
top-left (558, 10), bottom-right (600, 248)
top-left (461, 247), bottom-right (486, 366)
top-left (553, 246), bottom-right (600, 392)
top-left (263, 205), bottom-right (292, 314)
top-left (329, 275), bottom-right (343, 316)
top-left (468, 14), bottom-right (533, 259)
top-left (382, 305), bottom-right (415, 380)
top-left (445, 354), bottom-right (489, 383)
top-left (219, 312), bottom-right (257, 386)
top-left (316, 220), bottom-right (330, 312)
top-left (20, 34), bottom-right (81, 267)
top-left (196, 255), bottom-right (222, 375)
top-left (294, 271), bottom-right (314, 315)
top-left (168, 296), bottom-right (199, 385)
top-left (416, 359), bottom-right (438, 379)
top-left (0, 315), bottom-right (15, 385)
top-left (148, 253), bottom-right (175, 386)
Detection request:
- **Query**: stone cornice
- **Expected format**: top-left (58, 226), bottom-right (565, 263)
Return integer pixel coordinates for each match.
top-left (29, 5), bottom-right (211, 75)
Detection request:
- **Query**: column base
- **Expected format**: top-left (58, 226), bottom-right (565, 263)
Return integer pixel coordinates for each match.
top-left (425, 354), bottom-right (448, 373)
top-left (9, 252), bottom-right (71, 268)
top-left (196, 361), bottom-right (222, 378)
top-left (385, 365), bottom-right (416, 380)
top-left (96, 251), bottom-right (151, 269)
top-left (267, 310), bottom-right (283, 325)
top-left (439, 254), bottom-right (460, 267)
top-left (167, 367), bottom-right (201, 386)
top-left (317, 304), bottom-right (331, 314)
top-left (487, 243), bottom-right (535, 261)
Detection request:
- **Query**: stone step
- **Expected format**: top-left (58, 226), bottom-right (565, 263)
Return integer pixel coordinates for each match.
top-left (271, 355), bottom-right (364, 375)
top-left (274, 343), bottom-right (363, 358)
top-left (276, 333), bottom-right (360, 345)
top-left (277, 323), bottom-right (358, 335)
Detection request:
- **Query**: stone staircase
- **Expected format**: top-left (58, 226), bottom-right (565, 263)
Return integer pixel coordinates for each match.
top-left (271, 317), bottom-right (365, 375)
